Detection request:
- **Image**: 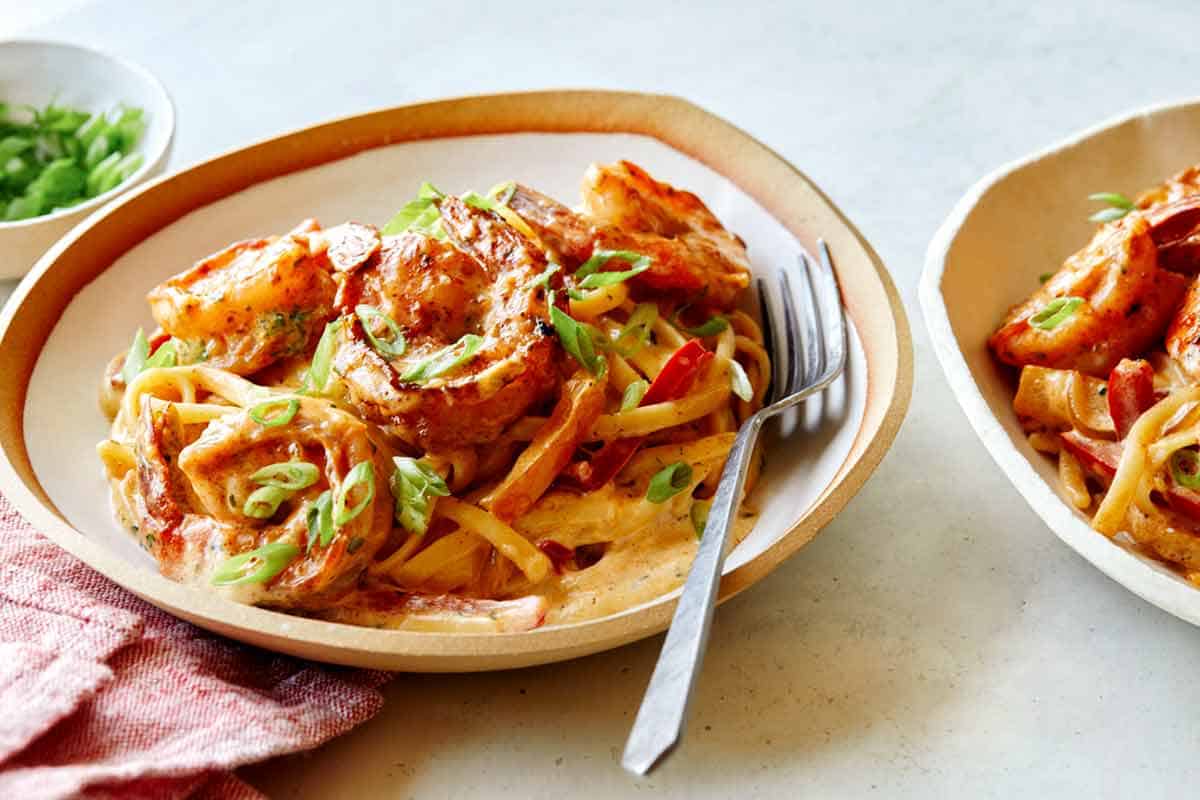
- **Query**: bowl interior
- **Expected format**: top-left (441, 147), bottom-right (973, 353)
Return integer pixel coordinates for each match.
top-left (25, 131), bottom-right (868, 617)
top-left (924, 100), bottom-right (1200, 623)
top-left (0, 39), bottom-right (173, 228)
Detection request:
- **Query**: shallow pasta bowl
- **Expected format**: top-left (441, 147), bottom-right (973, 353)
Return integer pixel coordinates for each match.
top-left (0, 91), bottom-right (911, 671)
top-left (922, 97), bottom-right (1200, 626)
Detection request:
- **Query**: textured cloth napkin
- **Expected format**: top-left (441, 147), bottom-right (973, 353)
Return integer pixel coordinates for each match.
top-left (0, 496), bottom-right (388, 799)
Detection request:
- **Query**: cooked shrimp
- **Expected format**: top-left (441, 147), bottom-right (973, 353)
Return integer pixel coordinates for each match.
top-left (508, 160), bottom-right (751, 309)
top-left (133, 395), bottom-right (393, 610)
top-left (1136, 164), bottom-right (1200, 209)
top-left (332, 196), bottom-right (559, 450)
top-left (146, 220), bottom-right (337, 375)
top-left (989, 213), bottom-right (1188, 377)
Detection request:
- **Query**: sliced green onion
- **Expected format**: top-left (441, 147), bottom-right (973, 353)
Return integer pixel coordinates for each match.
top-left (488, 181), bottom-right (517, 206)
top-left (251, 461), bottom-right (320, 491)
top-left (400, 334), bottom-right (484, 383)
top-left (333, 461), bottom-right (376, 527)
top-left (211, 541), bottom-right (299, 586)
top-left (675, 313), bottom-right (729, 338)
top-left (243, 485), bottom-right (291, 519)
top-left (1087, 192), bottom-right (1134, 223)
top-left (1030, 296), bottom-right (1084, 330)
top-left (390, 456), bottom-right (450, 535)
top-left (1171, 450), bottom-right (1200, 490)
top-left (646, 462), bottom-right (693, 504)
top-left (461, 190), bottom-right (494, 210)
top-left (1089, 192), bottom-right (1134, 209)
top-left (302, 320), bottom-right (339, 395)
top-left (729, 359), bottom-right (753, 402)
top-left (121, 328), bottom-right (149, 384)
top-left (1090, 206), bottom-right (1130, 223)
top-left (576, 249), bottom-right (651, 281)
top-left (355, 304), bottom-right (406, 358)
top-left (381, 181), bottom-right (446, 236)
top-left (690, 499), bottom-right (712, 538)
top-left (550, 305), bottom-right (606, 376)
top-left (613, 303), bottom-right (659, 356)
top-left (576, 253), bottom-right (651, 289)
top-left (621, 379), bottom-right (649, 411)
top-left (526, 263), bottom-right (561, 291)
top-left (144, 339), bottom-right (177, 369)
top-left (567, 287), bottom-right (588, 301)
top-left (249, 396), bottom-right (299, 427)
top-left (306, 490), bottom-right (335, 549)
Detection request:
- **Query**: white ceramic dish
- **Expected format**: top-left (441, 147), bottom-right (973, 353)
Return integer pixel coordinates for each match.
top-left (921, 97), bottom-right (1200, 626)
top-left (0, 39), bottom-right (174, 278)
top-left (0, 92), bottom-right (911, 670)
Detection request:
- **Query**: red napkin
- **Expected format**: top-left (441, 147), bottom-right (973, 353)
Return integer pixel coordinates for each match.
top-left (0, 496), bottom-right (388, 799)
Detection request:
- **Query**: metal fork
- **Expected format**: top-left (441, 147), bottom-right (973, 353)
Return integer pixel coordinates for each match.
top-left (621, 240), bottom-right (848, 776)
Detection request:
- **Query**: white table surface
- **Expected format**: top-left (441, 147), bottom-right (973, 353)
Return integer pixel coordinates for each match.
top-left (8, 1), bottom-right (1200, 797)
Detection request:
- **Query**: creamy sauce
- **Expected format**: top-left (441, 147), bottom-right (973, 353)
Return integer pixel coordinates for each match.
top-left (542, 506), bottom-right (757, 625)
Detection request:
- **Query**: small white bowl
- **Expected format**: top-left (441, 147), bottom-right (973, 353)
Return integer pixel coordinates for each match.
top-left (921, 98), bottom-right (1200, 626)
top-left (0, 39), bottom-right (174, 278)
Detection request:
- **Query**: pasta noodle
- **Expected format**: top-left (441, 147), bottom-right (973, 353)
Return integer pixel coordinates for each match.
top-left (97, 160), bottom-right (768, 631)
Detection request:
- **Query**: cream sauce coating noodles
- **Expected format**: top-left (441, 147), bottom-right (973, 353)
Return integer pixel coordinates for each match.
top-left (98, 161), bottom-right (770, 632)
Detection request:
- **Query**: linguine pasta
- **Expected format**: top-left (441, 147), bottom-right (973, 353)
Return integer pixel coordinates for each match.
top-left (98, 160), bottom-right (768, 632)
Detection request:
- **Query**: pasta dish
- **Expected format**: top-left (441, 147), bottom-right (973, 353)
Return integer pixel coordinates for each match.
top-left (989, 164), bottom-right (1200, 585)
top-left (98, 161), bottom-right (769, 632)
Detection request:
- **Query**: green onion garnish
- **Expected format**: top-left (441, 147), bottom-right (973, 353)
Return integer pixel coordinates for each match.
top-left (243, 485), bottom-right (291, 519)
top-left (621, 379), bottom-right (649, 411)
top-left (333, 461), bottom-right (375, 527)
top-left (302, 320), bottom-right (339, 395)
top-left (676, 314), bottom-right (729, 338)
top-left (526, 263), bottom-right (561, 291)
top-left (381, 181), bottom-right (446, 238)
top-left (306, 489), bottom-right (335, 549)
top-left (1038, 273), bottom-right (1053, 284)
top-left (121, 328), bottom-right (149, 384)
top-left (1088, 192), bottom-right (1134, 223)
top-left (488, 181), bottom-right (517, 206)
top-left (576, 251), bottom-right (652, 289)
top-left (1030, 296), bottom-right (1084, 330)
top-left (646, 462), bottom-right (693, 504)
top-left (1171, 450), bottom-right (1200, 490)
top-left (690, 499), bottom-right (711, 538)
top-left (355, 304), bottom-right (406, 358)
top-left (575, 249), bottom-right (651, 282)
top-left (729, 359), bottom-right (753, 402)
top-left (549, 305), bottom-right (606, 376)
top-left (211, 541), bottom-right (299, 586)
top-left (144, 339), bottom-right (178, 369)
top-left (249, 396), bottom-right (299, 427)
top-left (461, 190), bottom-right (494, 210)
top-left (613, 303), bottom-right (658, 356)
top-left (400, 334), bottom-right (484, 383)
top-left (0, 101), bottom-right (146, 222)
top-left (251, 461), bottom-right (320, 491)
top-left (390, 456), bottom-right (451, 535)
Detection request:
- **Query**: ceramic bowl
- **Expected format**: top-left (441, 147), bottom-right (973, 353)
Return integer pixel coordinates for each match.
top-left (0, 39), bottom-right (174, 278)
top-left (922, 98), bottom-right (1200, 626)
top-left (0, 91), bottom-right (911, 670)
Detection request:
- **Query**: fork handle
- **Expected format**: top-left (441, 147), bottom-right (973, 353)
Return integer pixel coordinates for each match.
top-left (621, 413), bottom-right (765, 775)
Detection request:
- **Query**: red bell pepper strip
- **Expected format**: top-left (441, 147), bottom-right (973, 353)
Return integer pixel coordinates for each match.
top-left (1107, 359), bottom-right (1156, 440)
top-left (563, 339), bottom-right (714, 490)
top-left (1059, 430), bottom-right (1121, 483)
top-left (536, 539), bottom-right (575, 573)
top-left (1060, 430), bottom-right (1200, 524)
